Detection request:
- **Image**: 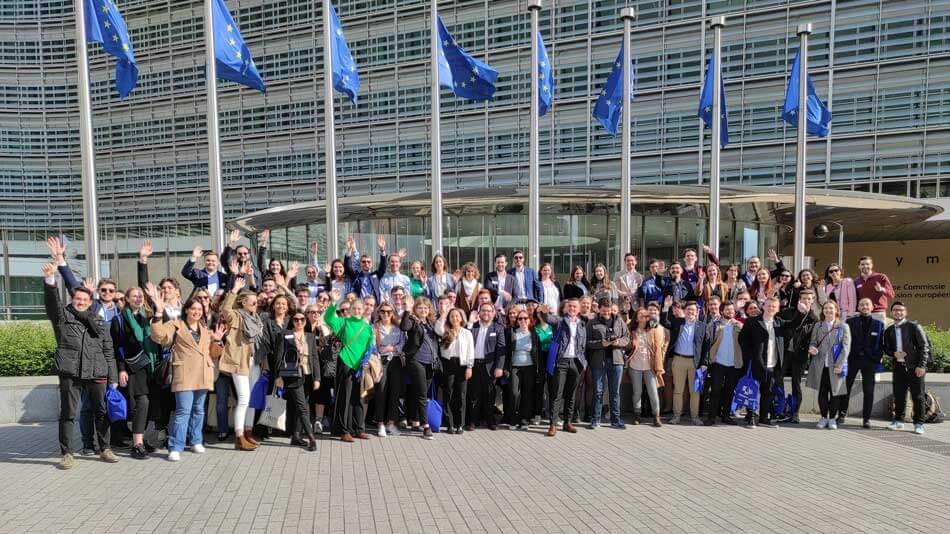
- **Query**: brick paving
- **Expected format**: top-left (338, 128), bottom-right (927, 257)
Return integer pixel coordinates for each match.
top-left (1, 418), bottom-right (949, 533)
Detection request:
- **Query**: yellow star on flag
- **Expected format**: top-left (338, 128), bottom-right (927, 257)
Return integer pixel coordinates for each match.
top-left (101, 5), bottom-right (109, 13)
top-left (227, 24), bottom-right (233, 32)
top-left (112, 34), bottom-right (119, 42)
top-left (103, 20), bottom-right (111, 29)
top-left (236, 50), bottom-right (242, 59)
top-left (122, 42), bottom-right (129, 51)
top-left (229, 38), bottom-right (236, 46)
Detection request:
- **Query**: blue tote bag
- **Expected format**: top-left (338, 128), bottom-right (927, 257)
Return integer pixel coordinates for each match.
top-left (249, 372), bottom-right (270, 410)
top-left (106, 385), bottom-right (127, 422)
top-left (545, 323), bottom-right (563, 376)
top-left (731, 367), bottom-right (760, 413)
top-left (426, 382), bottom-right (443, 433)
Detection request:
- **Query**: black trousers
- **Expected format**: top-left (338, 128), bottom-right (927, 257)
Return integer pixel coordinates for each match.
top-left (59, 376), bottom-right (110, 455)
top-left (332, 363), bottom-right (365, 436)
top-left (284, 375), bottom-right (313, 437)
top-left (534, 371), bottom-right (548, 420)
top-left (127, 387), bottom-right (150, 435)
top-left (893, 364), bottom-right (927, 424)
top-left (441, 358), bottom-right (468, 429)
top-left (841, 362), bottom-right (877, 421)
top-left (283, 375), bottom-right (315, 439)
top-left (783, 359), bottom-right (805, 416)
top-left (466, 360), bottom-right (496, 426)
top-left (756, 369), bottom-right (776, 421)
top-left (817, 367), bottom-right (840, 418)
top-left (504, 366), bottom-right (536, 425)
top-left (707, 363), bottom-right (739, 420)
top-left (549, 359), bottom-right (581, 425)
top-left (405, 359), bottom-right (432, 427)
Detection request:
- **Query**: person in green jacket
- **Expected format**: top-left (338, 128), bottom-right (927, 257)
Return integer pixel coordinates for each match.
top-left (325, 288), bottom-right (374, 442)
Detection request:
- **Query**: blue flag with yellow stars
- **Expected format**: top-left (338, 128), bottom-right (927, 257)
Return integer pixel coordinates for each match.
top-left (328, 2), bottom-right (359, 104)
top-left (212, 0), bottom-right (265, 93)
top-left (83, 0), bottom-right (138, 98)
top-left (698, 53), bottom-right (729, 147)
top-left (592, 42), bottom-right (635, 136)
top-left (782, 48), bottom-right (831, 137)
top-left (537, 32), bottom-right (554, 116)
top-left (437, 17), bottom-right (498, 101)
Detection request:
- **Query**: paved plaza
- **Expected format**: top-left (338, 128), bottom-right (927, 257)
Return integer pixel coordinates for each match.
top-left (0, 418), bottom-right (948, 534)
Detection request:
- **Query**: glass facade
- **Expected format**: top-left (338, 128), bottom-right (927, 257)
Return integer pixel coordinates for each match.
top-left (1, 0), bottom-right (949, 315)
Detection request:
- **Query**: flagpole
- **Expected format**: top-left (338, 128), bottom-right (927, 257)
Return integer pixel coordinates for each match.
top-left (528, 0), bottom-right (541, 269)
top-left (429, 1), bottom-right (443, 256)
top-left (619, 7), bottom-right (635, 267)
top-left (203, 0), bottom-right (226, 254)
top-left (322, 0), bottom-right (340, 260)
top-left (793, 23), bottom-right (812, 273)
top-left (74, 0), bottom-right (101, 281)
top-left (708, 16), bottom-right (725, 256)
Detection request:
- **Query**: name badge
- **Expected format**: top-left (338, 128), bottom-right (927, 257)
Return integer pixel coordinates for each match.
top-left (871, 332), bottom-right (878, 336)
top-left (284, 334), bottom-right (294, 340)
top-left (488, 332), bottom-right (497, 337)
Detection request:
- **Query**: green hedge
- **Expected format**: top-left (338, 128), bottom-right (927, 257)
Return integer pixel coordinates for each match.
top-left (924, 324), bottom-right (950, 373)
top-left (0, 322), bottom-right (56, 377)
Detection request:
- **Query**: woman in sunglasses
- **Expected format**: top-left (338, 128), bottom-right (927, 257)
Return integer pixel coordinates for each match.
top-left (305, 299), bottom-right (335, 434)
top-left (822, 263), bottom-right (856, 319)
top-left (274, 312), bottom-right (321, 451)
top-left (505, 311), bottom-right (541, 430)
top-left (373, 303), bottom-right (406, 437)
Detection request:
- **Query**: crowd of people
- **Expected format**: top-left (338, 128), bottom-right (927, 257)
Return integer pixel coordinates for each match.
top-left (41, 229), bottom-right (934, 469)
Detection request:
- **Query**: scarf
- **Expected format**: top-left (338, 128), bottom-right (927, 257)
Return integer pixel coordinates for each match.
top-left (123, 306), bottom-right (162, 369)
top-left (68, 305), bottom-right (99, 337)
top-left (238, 309), bottom-right (264, 348)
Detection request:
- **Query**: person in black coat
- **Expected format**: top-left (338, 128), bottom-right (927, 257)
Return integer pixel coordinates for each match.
top-left (737, 297), bottom-right (784, 427)
top-left (484, 253), bottom-right (516, 309)
top-left (273, 311), bottom-right (321, 451)
top-left (840, 298), bottom-right (885, 427)
top-left (777, 289), bottom-right (820, 424)
top-left (883, 301), bottom-right (931, 433)
top-left (467, 302), bottom-right (508, 430)
top-left (42, 262), bottom-right (118, 469)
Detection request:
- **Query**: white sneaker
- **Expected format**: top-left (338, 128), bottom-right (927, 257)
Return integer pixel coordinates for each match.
top-left (887, 421), bottom-right (904, 431)
top-left (913, 424), bottom-right (925, 435)
top-left (377, 424), bottom-right (387, 438)
top-left (386, 423), bottom-right (401, 436)
top-left (816, 418), bottom-right (829, 429)
top-left (669, 416), bottom-right (681, 425)
top-left (167, 451), bottom-right (181, 462)
top-left (191, 444), bottom-right (205, 454)
top-left (313, 420), bottom-right (324, 434)
top-left (828, 420), bottom-right (838, 430)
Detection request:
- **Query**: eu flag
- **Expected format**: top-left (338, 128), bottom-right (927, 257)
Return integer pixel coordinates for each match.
top-left (83, 0), bottom-right (138, 98)
top-left (437, 17), bottom-right (498, 101)
top-left (212, 0), bottom-right (265, 93)
top-left (328, 2), bottom-right (359, 104)
top-left (537, 32), bottom-right (554, 116)
top-left (592, 43), bottom-right (635, 136)
top-left (698, 53), bottom-right (729, 146)
top-left (782, 48), bottom-right (831, 137)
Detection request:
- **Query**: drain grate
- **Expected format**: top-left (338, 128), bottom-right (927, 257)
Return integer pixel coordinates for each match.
top-left (846, 428), bottom-right (950, 457)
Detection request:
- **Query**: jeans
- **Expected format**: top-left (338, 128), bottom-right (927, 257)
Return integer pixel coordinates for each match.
top-left (169, 390), bottom-right (207, 452)
top-left (59, 377), bottom-right (110, 455)
top-left (591, 365), bottom-right (623, 423)
top-left (214, 374), bottom-right (233, 434)
top-left (628, 368), bottom-right (659, 416)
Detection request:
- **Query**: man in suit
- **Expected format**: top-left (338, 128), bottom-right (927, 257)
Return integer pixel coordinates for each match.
top-left (840, 298), bottom-right (885, 428)
top-left (508, 250), bottom-right (540, 301)
top-left (546, 298), bottom-right (587, 437)
top-left (181, 246), bottom-right (231, 294)
top-left (614, 253), bottom-right (643, 312)
top-left (221, 229), bottom-right (262, 289)
top-left (344, 236), bottom-right (386, 302)
top-left (883, 301), bottom-right (931, 434)
top-left (484, 253), bottom-right (515, 310)
top-left (661, 299), bottom-right (708, 425)
top-left (466, 302), bottom-right (508, 431)
top-left (738, 296), bottom-right (784, 427)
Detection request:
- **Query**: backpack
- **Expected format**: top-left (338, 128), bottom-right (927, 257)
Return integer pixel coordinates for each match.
top-left (888, 391), bottom-right (945, 423)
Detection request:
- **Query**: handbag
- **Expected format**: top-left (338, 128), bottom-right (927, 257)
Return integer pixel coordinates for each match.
top-left (249, 372), bottom-right (270, 410)
top-left (106, 385), bottom-right (127, 422)
top-left (259, 391), bottom-right (287, 431)
top-left (278, 334), bottom-right (303, 378)
top-left (426, 382), bottom-right (443, 433)
top-left (693, 367), bottom-right (706, 393)
top-left (123, 350), bottom-right (150, 372)
top-left (731, 367), bottom-right (760, 413)
top-left (772, 383), bottom-right (787, 416)
top-left (546, 322), bottom-right (564, 376)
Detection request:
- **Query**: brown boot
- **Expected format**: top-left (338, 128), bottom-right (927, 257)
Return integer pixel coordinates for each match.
top-left (563, 422), bottom-right (577, 433)
top-left (546, 424), bottom-right (557, 437)
top-left (244, 431), bottom-right (260, 446)
top-left (652, 416), bottom-right (662, 427)
top-left (235, 435), bottom-right (258, 451)
top-left (340, 433), bottom-right (354, 443)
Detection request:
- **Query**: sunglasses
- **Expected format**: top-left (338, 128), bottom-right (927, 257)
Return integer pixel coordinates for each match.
top-left (379, 309), bottom-right (393, 314)
top-left (307, 310), bottom-right (319, 315)
top-left (292, 317), bottom-right (306, 322)
top-left (780, 274), bottom-right (791, 278)
top-left (514, 256), bottom-right (524, 260)
top-left (197, 295), bottom-right (210, 300)
top-left (99, 287), bottom-right (115, 293)
top-left (517, 316), bottom-right (529, 321)
top-left (361, 259), bottom-right (372, 264)
top-left (828, 268), bottom-right (840, 273)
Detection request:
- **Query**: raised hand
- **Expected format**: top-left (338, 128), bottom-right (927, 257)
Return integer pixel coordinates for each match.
top-left (874, 282), bottom-right (884, 293)
top-left (452, 269), bottom-right (462, 282)
top-left (376, 236), bottom-right (386, 251)
top-left (231, 276), bottom-right (246, 293)
top-left (397, 248), bottom-right (407, 259)
top-left (228, 229), bottom-right (241, 246)
top-left (323, 262), bottom-right (331, 275)
top-left (81, 278), bottom-right (95, 293)
top-left (274, 273), bottom-right (286, 288)
top-left (702, 244), bottom-right (712, 254)
top-left (767, 248), bottom-right (779, 263)
top-left (259, 229), bottom-right (270, 245)
top-left (439, 298), bottom-right (451, 315)
top-left (663, 295), bottom-right (673, 309)
top-left (191, 245), bottom-right (203, 259)
top-left (310, 241), bottom-right (319, 256)
top-left (329, 288), bottom-right (342, 302)
top-left (228, 257), bottom-right (239, 274)
top-left (46, 236), bottom-right (66, 261)
top-left (287, 261), bottom-right (300, 279)
top-left (346, 236), bottom-right (356, 252)
top-left (212, 323), bottom-right (228, 342)
top-left (139, 239), bottom-right (153, 260)
top-left (41, 262), bottom-right (56, 278)
top-left (242, 261), bottom-right (254, 276)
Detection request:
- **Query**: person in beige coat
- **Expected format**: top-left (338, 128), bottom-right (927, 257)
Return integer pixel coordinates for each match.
top-left (148, 286), bottom-right (225, 461)
top-left (626, 308), bottom-right (666, 427)
top-left (217, 276), bottom-right (264, 450)
top-left (807, 300), bottom-right (852, 430)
